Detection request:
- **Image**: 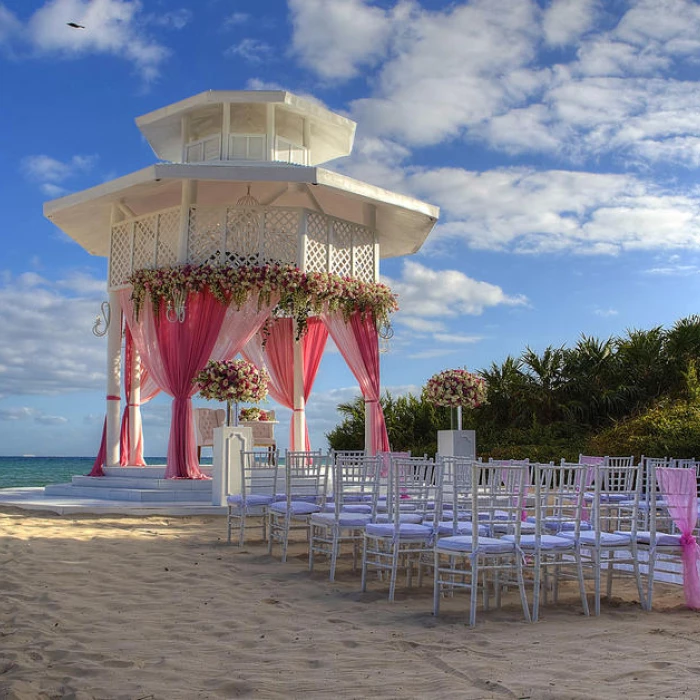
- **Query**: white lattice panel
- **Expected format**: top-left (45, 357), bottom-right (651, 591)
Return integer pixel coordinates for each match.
top-left (227, 207), bottom-right (263, 265)
top-left (155, 209), bottom-right (180, 267)
top-left (262, 209), bottom-right (298, 265)
top-left (107, 204), bottom-right (377, 288)
top-left (189, 206), bottom-right (226, 265)
top-left (331, 220), bottom-right (353, 277)
top-left (304, 212), bottom-right (328, 273)
top-left (132, 216), bottom-right (156, 272)
top-left (353, 242), bottom-right (375, 282)
top-left (109, 222), bottom-right (132, 288)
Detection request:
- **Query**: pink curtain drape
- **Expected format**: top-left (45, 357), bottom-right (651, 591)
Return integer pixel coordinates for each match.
top-left (322, 310), bottom-right (390, 455)
top-left (656, 467), bottom-right (700, 609)
top-left (121, 290), bottom-right (272, 479)
top-left (119, 327), bottom-right (160, 466)
top-left (242, 317), bottom-right (328, 451)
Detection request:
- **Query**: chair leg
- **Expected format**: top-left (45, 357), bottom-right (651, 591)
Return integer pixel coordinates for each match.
top-left (329, 530), bottom-right (339, 582)
top-left (606, 550), bottom-right (615, 600)
top-left (238, 512), bottom-right (246, 548)
top-left (389, 545), bottom-right (400, 602)
top-left (433, 551), bottom-right (441, 616)
top-left (516, 556), bottom-right (531, 623)
top-left (227, 507), bottom-right (233, 544)
top-left (469, 559), bottom-right (479, 627)
top-left (360, 537), bottom-right (369, 592)
top-left (308, 526), bottom-right (316, 572)
top-left (576, 552), bottom-right (590, 617)
top-left (532, 553), bottom-right (542, 622)
top-left (593, 549), bottom-right (601, 616)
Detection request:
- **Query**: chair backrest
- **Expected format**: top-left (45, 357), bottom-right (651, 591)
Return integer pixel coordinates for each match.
top-left (593, 461), bottom-right (641, 536)
top-left (604, 455), bottom-right (635, 468)
top-left (532, 462), bottom-right (586, 538)
top-left (194, 408), bottom-right (226, 447)
top-left (470, 462), bottom-right (527, 542)
top-left (387, 455), bottom-right (440, 528)
top-left (284, 450), bottom-right (330, 505)
top-left (332, 455), bottom-right (381, 517)
top-left (240, 449), bottom-right (279, 499)
top-left (640, 456), bottom-right (670, 498)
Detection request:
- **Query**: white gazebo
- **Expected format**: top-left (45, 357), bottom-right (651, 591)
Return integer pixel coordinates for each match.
top-left (44, 89), bottom-right (439, 475)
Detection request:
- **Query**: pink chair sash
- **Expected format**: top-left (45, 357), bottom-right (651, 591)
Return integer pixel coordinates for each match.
top-left (656, 467), bottom-right (700, 609)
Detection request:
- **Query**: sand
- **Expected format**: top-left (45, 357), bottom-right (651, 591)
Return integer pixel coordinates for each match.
top-left (1, 508), bottom-right (699, 700)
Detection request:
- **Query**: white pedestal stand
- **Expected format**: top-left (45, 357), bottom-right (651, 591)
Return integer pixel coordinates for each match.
top-left (212, 426), bottom-right (253, 506)
top-left (437, 430), bottom-right (477, 459)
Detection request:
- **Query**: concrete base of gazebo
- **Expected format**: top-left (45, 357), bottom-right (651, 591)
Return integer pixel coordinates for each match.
top-left (0, 466), bottom-right (228, 515)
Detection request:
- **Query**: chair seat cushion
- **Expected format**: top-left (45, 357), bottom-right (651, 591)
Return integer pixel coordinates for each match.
top-left (440, 510), bottom-right (471, 521)
top-left (560, 530), bottom-right (632, 546)
top-left (542, 518), bottom-right (593, 533)
top-left (365, 523), bottom-right (433, 539)
top-left (269, 501), bottom-right (322, 516)
top-left (227, 494), bottom-right (275, 507)
top-left (584, 492), bottom-right (631, 503)
top-left (435, 535), bottom-right (514, 555)
top-left (375, 513), bottom-right (424, 524)
top-left (432, 520), bottom-right (489, 536)
top-left (474, 510), bottom-right (510, 521)
top-left (311, 512), bottom-right (372, 528)
top-left (634, 530), bottom-right (683, 547)
top-left (502, 534), bottom-right (574, 550)
top-left (322, 503), bottom-right (373, 514)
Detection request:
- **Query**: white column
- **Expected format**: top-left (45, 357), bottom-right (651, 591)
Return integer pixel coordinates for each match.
top-left (221, 103), bottom-right (230, 160)
top-left (128, 348), bottom-right (142, 465)
top-left (106, 289), bottom-right (122, 467)
top-left (292, 326), bottom-right (306, 452)
top-left (178, 179), bottom-right (195, 263)
top-left (365, 400), bottom-right (373, 454)
top-left (266, 103), bottom-right (275, 161)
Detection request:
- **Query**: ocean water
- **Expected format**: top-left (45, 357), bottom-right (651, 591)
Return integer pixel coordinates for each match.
top-left (0, 456), bottom-right (214, 489)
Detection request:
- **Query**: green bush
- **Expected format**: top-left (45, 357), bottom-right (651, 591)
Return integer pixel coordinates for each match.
top-left (586, 400), bottom-right (700, 461)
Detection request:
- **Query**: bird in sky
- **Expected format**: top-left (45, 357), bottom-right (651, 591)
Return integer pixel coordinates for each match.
top-left (67, 22), bottom-right (85, 29)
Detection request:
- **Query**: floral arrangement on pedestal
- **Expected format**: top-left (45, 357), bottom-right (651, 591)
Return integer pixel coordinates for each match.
top-left (239, 407), bottom-right (270, 422)
top-left (193, 359), bottom-right (269, 426)
top-left (128, 262), bottom-right (398, 339)
top-left (423, 368), bottom-right (487, 430)
top-left (423, 368), bottom-right (487, 409)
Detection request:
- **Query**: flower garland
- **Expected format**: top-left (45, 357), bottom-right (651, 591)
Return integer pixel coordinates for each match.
top-left (423, 368), bottom-right (487, 409)
top-left (128, 262), bottom-right (398, 338)
top-left (194, 359), bottom-right (269, 405)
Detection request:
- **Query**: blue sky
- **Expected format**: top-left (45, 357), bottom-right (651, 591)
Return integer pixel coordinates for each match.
top-left (2, 0), bottom-right (700, 457)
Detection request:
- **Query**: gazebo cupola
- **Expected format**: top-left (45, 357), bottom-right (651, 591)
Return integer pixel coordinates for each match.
top-left (44, 89), bottom-right (439, 478)
top-left (136, 90), bottom-right (356, 166)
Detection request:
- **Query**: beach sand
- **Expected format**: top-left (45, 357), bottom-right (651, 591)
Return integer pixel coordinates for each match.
top-left (1, 507), bottom-right (699, 700)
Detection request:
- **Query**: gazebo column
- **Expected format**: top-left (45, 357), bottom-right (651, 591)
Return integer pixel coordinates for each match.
top-left (105, 290), bottom-right (122, 467)
top-left (128, 347), bottom-right (142, 464)
top-left (292, 328), bottom-right (306, 452)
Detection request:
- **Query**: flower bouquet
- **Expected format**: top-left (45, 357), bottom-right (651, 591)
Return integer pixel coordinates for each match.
top-left (239, 407), bottom-right (270, 422)
top-left (194, 359), bottom-right (269, 426)
top-left (423, 368), bottom-right (487, 430)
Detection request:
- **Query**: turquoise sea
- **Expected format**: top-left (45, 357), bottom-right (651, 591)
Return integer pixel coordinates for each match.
top-left (0, 456), bottom-right (214, 489)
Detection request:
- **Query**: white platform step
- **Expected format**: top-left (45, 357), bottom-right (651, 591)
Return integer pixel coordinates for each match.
top-left (43, 465), bottom-right (214, 502)
top-left (44, 483), bottom-right (212, 502)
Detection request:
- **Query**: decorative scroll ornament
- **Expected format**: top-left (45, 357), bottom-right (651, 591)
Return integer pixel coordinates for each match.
top-left (92, 301), bottom-right (111, 337)
top-left (165, 288), bottom-right (187, 323)
top-left (378, 319), bottom-right (394, 354)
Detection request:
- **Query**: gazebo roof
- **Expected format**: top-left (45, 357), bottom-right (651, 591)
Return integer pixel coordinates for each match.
top-left (135, 90), bottom-right (357, 165)
top-left (44, 161), bottom-right (439, 260)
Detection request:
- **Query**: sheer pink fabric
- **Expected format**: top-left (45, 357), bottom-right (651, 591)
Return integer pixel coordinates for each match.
top-left (322, 310), bottom-right (390, 455)
top-left (121, 290), bottom-right (272, 478)
top-left (242, 317), bottom-right (328, 451)
top-left (121, 290), bottom-right (227, 479)
top-left (119, 327), bottom-right (160, 466)
top-left (656, 467), bottom-right (700, 609)
top-left (89, 419), bottom-right (108, 477)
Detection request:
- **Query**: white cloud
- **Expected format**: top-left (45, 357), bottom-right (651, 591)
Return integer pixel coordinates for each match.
top-left (288, 0), bottom-right (395, 80)
top-left (1, 0), bottom-right (175, 82)
top-left (384, 260), bottom-right (527, 319)
top-left (226, 38), bottom-right (272, 64)
top-left (434, 333), bottom-right (485, 344)
top-left (593, 308), bottom-right (618, 317)
top-left (21, 153), bottom-right (97, 196)
top-left (407, 349), bottom-right (457, 360)
top-left (0, 271), bottom-right (106, 398)
top-left (224, 12), bottom-right (249, 27)
top-left (543, 0), bottom-right (599, 47)
top-left (0, 406), bottom-right (68, 424)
